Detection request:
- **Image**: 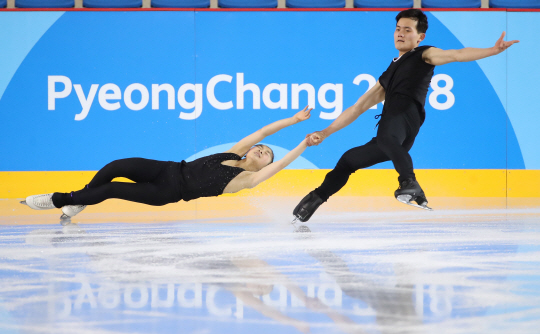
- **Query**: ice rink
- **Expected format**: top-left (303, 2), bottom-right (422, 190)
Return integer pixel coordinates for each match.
top-left (2, 4), bottom-right (540, 334)
top-left (1, 198), bottom-right (539, 334)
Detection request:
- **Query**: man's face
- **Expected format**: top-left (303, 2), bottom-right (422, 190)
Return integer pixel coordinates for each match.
top-left (394, 17), bottom-right (425, 53)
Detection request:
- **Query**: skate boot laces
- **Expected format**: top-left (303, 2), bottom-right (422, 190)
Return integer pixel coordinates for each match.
top-left (34, 194), bottom-right (54, 208)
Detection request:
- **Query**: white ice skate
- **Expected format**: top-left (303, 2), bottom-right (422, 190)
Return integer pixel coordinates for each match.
top-left (60, 205), bottom-right (87, 219)
top-left (396, 194), bottom-right (433, 211)
top-left (21, 193), bottom-right (55, 210)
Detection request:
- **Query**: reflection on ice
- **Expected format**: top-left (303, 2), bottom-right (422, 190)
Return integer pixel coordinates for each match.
top-left (0, 210), bottom-right (539, 333)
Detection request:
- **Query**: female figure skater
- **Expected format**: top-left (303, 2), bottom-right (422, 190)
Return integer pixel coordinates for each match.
top-left (22, 107), bottom-right (312, 219)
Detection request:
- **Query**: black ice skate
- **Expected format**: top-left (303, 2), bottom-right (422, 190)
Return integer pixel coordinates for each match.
top-left (394, 178), bottom-right (433, 211)
top-left (292, 191), bottom-right (324, 223)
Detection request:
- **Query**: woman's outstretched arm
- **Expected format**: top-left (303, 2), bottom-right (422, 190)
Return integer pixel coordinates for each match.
top-left (223, 138), bottom-right (309, 193)
top-left (248, 138), bottom-right (308, 188)
top-left (225, 106), bottom-right (312, 156)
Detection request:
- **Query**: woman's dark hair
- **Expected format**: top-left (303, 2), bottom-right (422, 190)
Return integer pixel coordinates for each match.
top-left (396, 9), bottom-right (428, 34)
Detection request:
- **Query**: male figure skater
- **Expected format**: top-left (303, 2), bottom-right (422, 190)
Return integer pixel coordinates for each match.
top-left (293, 9), bottom-right (519, 222)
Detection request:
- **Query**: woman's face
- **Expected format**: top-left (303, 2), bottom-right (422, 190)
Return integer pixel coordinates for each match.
top-left (246, 145), bottom-right (273, 170)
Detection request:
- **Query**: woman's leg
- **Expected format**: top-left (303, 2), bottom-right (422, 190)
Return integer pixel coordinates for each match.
top-left (71, 182), bottom-right (174, 206)
top-left (88, 158), bottom-right (168, 187)
top-left (52, 158), bottom-right (175, 207)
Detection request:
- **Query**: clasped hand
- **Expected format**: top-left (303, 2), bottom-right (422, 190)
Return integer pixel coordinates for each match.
top-left (305, 131), bottom-right (326, 147)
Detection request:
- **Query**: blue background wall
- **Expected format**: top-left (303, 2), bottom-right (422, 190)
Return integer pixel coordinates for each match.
top-left (0, 11), bottom-right (536, 171)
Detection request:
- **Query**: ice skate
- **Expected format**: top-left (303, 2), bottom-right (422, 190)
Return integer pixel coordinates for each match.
top-left (60, 205), bottom-right (87, 219)
top-left (394, 178), bottom-right (433, 211)
top-left (21, 193), bottom-right (56, 210)
top-left (292, 191), bottom-right (323, 222)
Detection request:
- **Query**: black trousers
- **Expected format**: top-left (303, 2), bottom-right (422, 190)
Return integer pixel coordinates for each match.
top-left (52, 158), bottom-right (181, 207)
top-left (315, 95), bottom-right (423, 202)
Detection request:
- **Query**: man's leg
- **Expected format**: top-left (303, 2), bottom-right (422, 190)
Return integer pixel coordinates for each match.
top-left (315, 138), bottom-right (390, 201)
top-left (375, 104), bottom-right (429, 208)
top-left (293, 138), bottom-right (390, 222)
top-left (375, 106), bottom-right (419, 183)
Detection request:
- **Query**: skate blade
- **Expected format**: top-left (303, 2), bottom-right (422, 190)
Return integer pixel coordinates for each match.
top-left (291, 217), bottom-right (300, 225)
top-left (60, 218), bottom-right (72, 226)
top-left (396, 195), bottom-right (433, 211)
top-left (60, 213), bottom-right (71, 220)
top-left (20, 200), bottom-right (27, 206)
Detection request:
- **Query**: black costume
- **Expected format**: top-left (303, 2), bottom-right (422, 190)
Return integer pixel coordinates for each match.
top-left (52, 153), bottom-right (245, 208)
top-left (314, 45), bottom-right (435, 202)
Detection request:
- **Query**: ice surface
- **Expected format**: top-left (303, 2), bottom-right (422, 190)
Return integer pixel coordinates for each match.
top-left (0, 208), bottom-right (539, 334)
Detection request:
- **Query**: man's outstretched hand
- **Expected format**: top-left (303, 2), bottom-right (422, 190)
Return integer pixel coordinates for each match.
top-left (493, 31), bottom-right (519, 55)
top-left (305, 131), bottom-right (327, 147)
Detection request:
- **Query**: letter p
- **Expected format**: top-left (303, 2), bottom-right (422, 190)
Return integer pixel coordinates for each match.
top-left (48, 76), bottom-right (73, 110)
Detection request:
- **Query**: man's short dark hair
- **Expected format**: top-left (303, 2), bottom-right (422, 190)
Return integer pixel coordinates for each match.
top-left (396, 9), bottom-right (428, 34)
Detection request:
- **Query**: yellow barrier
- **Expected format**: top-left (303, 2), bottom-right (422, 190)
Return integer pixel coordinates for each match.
top-left (2, 169), bottom-right (539, 199)
top-left (2, 169), bottom-right (539, 223)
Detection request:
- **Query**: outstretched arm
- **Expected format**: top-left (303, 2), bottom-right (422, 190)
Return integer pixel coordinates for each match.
top-left (225, 106), bottom-right (311, 156)
top-left (423, 31), bottom-right (519, 66)
top-left (231, 291), bottom-right (310, 333)
top-left (307, 81), bottom-right (385, 146)
top-left (248, 138), bottom-right (308, 188)
top-left (231, 256), bottom-right (364, 334)
top-left (223, 138), bottom-right (309, 193)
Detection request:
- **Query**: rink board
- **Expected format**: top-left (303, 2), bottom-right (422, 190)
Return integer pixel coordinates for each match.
top-left (0, 169), bottom-right (511, 199)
